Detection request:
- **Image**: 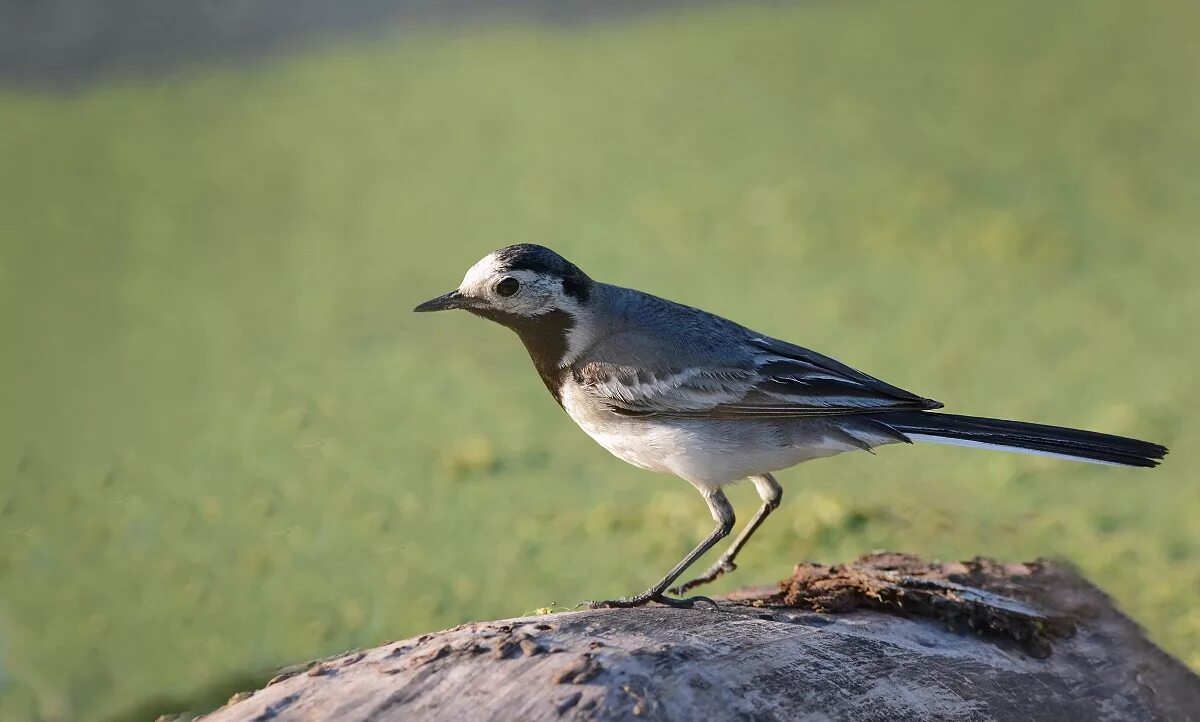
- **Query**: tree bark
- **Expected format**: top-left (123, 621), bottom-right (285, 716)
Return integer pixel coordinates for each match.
top-left (200, 553), bottom-right (1200, 721)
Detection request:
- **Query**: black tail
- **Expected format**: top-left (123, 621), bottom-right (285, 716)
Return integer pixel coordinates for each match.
top-left (872, 411), bottom-right (1168, 468)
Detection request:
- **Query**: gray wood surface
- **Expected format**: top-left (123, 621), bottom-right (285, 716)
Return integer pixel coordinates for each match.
top-left (201, 555), bottom-right (1200, 721)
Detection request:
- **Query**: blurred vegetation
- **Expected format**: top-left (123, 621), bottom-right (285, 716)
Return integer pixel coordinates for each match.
top-left (1, 0), bottom-right (1198, 719)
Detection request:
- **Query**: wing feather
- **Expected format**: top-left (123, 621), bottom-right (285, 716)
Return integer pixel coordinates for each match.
top-left (572, 336), bottom-right (941, 419)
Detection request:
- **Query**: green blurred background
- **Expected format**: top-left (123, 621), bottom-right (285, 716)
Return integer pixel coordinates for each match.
top-left (1, 0), bottom-right (1198, 719)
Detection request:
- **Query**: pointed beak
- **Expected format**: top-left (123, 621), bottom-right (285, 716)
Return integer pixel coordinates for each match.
top-left (413, 290), bottom-right (467, 313)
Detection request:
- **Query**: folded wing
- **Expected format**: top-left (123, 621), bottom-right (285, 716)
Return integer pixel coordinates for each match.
top-left (573, 335), bottom-right (941, 419)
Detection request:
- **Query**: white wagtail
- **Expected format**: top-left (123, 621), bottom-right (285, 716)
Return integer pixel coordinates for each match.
top-left (415, 244), bottom-right (1167, 608)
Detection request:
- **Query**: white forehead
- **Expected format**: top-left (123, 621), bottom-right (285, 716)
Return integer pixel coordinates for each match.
top-left (459, 252), bottom-right (506, 291)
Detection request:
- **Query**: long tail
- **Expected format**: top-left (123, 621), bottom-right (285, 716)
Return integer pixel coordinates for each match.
top-left (871, 411), bottom-right (1168, 468)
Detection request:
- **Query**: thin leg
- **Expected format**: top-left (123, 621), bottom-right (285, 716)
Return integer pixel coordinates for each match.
top-left (587, 490), bottom-right (735, 609)
top-left (671, 474), bottom-right (782, 595)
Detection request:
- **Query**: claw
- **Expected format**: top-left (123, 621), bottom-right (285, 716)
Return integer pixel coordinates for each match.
top-left (654, 593), bottom-right (720, 610)
top-left (579, 593), bottom-right (721, 611)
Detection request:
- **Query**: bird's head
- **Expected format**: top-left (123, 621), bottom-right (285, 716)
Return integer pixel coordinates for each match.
top-left (413, 244), bottom-right (592, 326)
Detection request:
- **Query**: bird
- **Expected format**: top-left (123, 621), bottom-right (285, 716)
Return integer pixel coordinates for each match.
top-left (414, 244), bottom-right (1167, 609)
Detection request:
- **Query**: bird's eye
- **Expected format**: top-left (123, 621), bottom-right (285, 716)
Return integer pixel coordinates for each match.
top-left (495, 277), bottom-right (520, 297)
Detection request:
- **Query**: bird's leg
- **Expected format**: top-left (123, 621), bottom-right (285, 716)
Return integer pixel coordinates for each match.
top-left (671, 474), bottom-right (782, 595)
top-left (586, 490), bottom-right (735, 609)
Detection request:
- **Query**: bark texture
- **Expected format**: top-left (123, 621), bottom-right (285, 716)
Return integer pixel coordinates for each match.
top-left (201, 553), bottom-right (1200, 722)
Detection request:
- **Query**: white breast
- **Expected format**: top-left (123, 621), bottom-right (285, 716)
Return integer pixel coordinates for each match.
top-left (559, 383), bottom-right (674, 474)
top-left (558, 382), bottom-right (868, 492)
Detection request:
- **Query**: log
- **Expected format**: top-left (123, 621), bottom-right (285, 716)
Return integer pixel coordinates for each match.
top-left (199, 553), bottom-right (1200, 721)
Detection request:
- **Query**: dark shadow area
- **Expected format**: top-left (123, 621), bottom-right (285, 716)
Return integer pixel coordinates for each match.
top-left (0, 0), bottom-right (729, 89)
top-left (101, 668), bottom-right (271, 722)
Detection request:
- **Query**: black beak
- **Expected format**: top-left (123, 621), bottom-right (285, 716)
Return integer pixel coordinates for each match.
top-left (413, 290), bottom-right (466, 313)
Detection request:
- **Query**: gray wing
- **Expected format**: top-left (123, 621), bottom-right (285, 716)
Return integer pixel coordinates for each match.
top-left (572, 332), bottom-right (942, 419)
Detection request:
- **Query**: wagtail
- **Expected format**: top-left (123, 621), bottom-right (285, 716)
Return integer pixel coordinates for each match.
top-left (415, 245), bottom-right (1167, 608)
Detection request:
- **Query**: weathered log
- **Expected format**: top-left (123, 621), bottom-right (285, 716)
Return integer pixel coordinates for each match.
top-left (201, 553), bottom-right (1200, 721)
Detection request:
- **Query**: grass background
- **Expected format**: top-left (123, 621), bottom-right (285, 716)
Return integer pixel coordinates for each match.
top-left (1, 0), bottom-right (1198, 718)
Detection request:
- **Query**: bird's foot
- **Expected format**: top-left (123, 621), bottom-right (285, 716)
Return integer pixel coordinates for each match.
top-left (579, 592), bottom-right (719, 610)
top-left (671, 559), bottom-right (736, 596)
top-left (653, 592), bottom-right (720, 610)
